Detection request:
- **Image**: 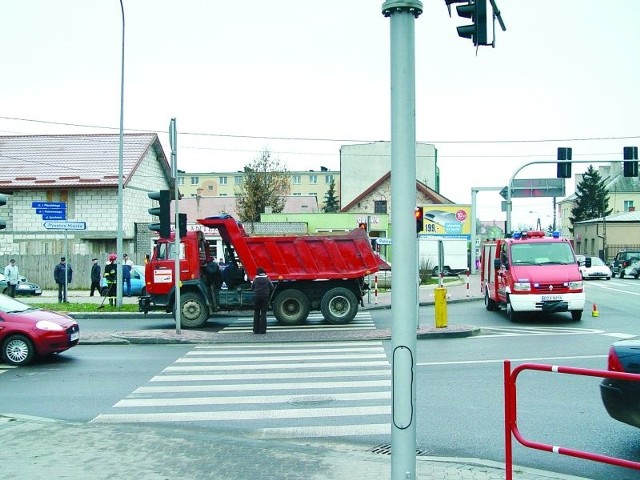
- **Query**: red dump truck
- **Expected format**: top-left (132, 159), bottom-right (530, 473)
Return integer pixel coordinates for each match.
top-left (139, 215), bottom-right (383, 328)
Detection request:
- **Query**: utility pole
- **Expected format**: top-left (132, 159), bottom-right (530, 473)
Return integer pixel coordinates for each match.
top-left (382, 2), bottom-right (422, 479)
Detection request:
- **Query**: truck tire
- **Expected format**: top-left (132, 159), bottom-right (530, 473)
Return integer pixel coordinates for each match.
top-left (571, 310), bottom-right (583, 321)
top-left (273, 289), bottom-right (310, 325)
top-left (506, 296), bottom-right (519, 322)
top-left (484, 290), bottom-right (497, 311)
top-left (321, 287), bottom-right (358, 325)
top-left (178, 292), bottom-right (209, 328)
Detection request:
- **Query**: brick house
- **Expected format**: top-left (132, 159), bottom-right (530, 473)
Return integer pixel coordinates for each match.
top-left (0, 133), bottom-right (171, 264)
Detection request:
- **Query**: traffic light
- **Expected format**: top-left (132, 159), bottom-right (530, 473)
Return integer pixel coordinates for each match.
top-left (623, 146), bottom-right (638, 178)
top-left (148, 190), bottom-right (171, 239)
top-left (557, 147), bottom-right (572, 179)
top-left (178, 213), bottom-right (187, 238)
top-left (446, 0), bottom-right (488, 46)
top-left (415, 207), bottom-right (424, 234)
top-left (0, 194), bottom-right (6, 231)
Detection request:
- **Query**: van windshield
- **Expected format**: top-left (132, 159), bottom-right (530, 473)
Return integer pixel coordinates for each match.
top-left (511, 242), bottom-right (575, 265)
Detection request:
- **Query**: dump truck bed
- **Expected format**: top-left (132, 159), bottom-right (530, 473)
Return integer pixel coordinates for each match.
top-left (197, 215), bottom-right (381, 280)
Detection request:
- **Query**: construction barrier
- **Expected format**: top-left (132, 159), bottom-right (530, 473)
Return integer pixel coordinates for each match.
top-left (503, 360), bottom-right (640, 480)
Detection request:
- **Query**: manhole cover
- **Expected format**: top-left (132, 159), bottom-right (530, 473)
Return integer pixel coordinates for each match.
top-left (288, 395), bottom-right (335, 406)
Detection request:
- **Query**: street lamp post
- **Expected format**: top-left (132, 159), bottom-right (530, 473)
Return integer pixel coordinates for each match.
top-left (116, 0), bottom-right (125, 307)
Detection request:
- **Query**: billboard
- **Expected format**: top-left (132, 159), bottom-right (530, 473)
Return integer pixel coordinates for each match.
top-left (419, 204), bottom-right (471, 239)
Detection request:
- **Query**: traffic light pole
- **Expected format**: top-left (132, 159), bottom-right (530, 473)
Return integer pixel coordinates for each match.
top-left (170, 118), bottom-right (181, 334)
top-left (382, 2), bottom-right (422, 479)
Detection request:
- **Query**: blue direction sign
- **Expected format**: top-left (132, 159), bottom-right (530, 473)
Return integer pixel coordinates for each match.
top-left (32, 202), bottom-right (66, 209)
top-left (43, 221), bottom-right (86, 231)
top-left (42, 214), bottom-right (67, 220)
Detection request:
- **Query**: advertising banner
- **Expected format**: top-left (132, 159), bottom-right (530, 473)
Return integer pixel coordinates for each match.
top-left (420, 204), bottom-right (471, 239)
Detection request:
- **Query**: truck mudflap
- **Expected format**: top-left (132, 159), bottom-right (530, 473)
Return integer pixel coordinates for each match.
top-left (138, 295), bottom-right (151, 314)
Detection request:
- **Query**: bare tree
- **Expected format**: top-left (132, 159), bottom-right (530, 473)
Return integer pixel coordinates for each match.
top-left (235, 149), bottom-right (290, 223)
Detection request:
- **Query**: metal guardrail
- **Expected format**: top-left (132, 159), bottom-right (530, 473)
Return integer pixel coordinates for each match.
top-left (503, 360), bottom-right (640, 480)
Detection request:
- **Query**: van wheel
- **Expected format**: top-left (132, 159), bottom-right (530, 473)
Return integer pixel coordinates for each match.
top-left (273, 290), bottom-right (310, 325)
top-left (506, 296), bottom-right (519, 322)
top-left (178, 292), bottom-right (209, 328)
top-left (321, 287), bottom-right (358, 325)
top-left (485, 290), bottom-right (497, 311)
top-left (571, 310), bottom-right (583, 321)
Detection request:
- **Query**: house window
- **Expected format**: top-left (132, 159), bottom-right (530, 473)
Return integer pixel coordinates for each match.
top-left (292, 175), bottom-right (301, 185)
top-left (325, 174), bottom-right (333, 184)
top-left (208, 185), bottom-right (213, 191)
top-left (309, 192), bottom-right (317, 197)
top-left (374, 200), bottom-right (387, 214)
top-left (190, 176), bottom-right (199, 185)
top-left (624, 200), bottom-right (635, 212)
top-left (309, 175), bottom-right (317, 184)
top-left (219, 176), bottom-right (228, 185)
top-left (293, 192), bottom-right (301, 196)
top-left (177, 177), bottom-right (184, 185)
top-left (234, 176), bottom-right (243, 185)
top-left (220, 193), bottom-right (227, 197)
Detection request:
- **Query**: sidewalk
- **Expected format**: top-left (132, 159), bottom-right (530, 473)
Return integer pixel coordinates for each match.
top-left (0, 414), bottom-right (590, 480)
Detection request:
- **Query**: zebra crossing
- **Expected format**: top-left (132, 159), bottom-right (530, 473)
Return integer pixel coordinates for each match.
top-left (475, 326), bottom-right (606, 338)
top-left (0, 365), bottom-right (15, 375)
top-left (218, 311), bottom-right (376, 334)
top-left (91, 340), bottom-right (392, 439)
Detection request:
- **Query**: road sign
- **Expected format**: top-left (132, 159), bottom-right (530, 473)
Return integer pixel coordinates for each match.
top-left (43, 221), bottom-right (86, 230)
top-left (42, 214), bottom-right (67, 220)
top-left (32, 201), bottom-right (66, 209)
top-left (376, 237), bottom-right (392, 245)
top-left (500, 178), bottom-right (565, 199)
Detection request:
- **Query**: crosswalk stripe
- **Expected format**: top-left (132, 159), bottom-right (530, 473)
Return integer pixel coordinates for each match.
top-left (135, 379), bottom-right (391, 393)
top-left (175, 353), bottom-right (387, 363)
top-left (163, 361), bottom-right (390, 372)
top-left (115, 391), bottom-right (391, 408)
top-left (148, 370), bottom-right (390, 383)
top-left (218, 312), bottom-right (375, 334)
top-left (92, 405), bottom-right (391, 424)
top-left (257, 423), bottom-right (391, 439)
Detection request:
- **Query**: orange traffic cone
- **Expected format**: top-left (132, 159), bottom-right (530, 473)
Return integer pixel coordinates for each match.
top-left (592, 303), bottom-right (599, 317)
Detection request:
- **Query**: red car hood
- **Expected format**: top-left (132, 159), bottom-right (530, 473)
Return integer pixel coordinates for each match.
top-left (1, 308), bottom-right (75, 327)
top-left (510, 264), bottom-right (580, 283)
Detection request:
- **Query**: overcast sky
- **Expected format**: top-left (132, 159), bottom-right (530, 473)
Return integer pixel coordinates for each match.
top-left (1, 0), bottom-right (638, 228)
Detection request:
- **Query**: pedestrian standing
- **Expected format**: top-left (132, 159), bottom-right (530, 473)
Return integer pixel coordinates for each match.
top-left (4, 259), bottom-right (20, 298)
top-left (251, 267), bottom-right (274, 334)
top-left (104, 253), bottom-right (118, 306)
top-left (53, 257), bottom-right (73, 303)
top-left (122, 253), bottom-right (134, 297)
top-left (90, 258), bottom-right (101, 296)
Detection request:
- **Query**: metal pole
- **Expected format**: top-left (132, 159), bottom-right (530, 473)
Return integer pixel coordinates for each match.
top-left (115, 0), bottom-right (125, 307)
top-left (382, 2), bottom-right (422, 479)
top-left (170, 118), bottom-right (181, 334)
top-left (63, 229), bottom-right (68, 302)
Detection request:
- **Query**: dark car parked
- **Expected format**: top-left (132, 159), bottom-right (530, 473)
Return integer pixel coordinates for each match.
top-left (600, 337), bottom-right (640, 428)
top-left (611, 250), bottom-right (640, 278)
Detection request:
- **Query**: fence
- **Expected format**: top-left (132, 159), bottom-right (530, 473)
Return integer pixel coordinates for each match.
top-left (503, 360), bottom-right (640, 480)
top-left (0, 253), bottom-right (145, 291)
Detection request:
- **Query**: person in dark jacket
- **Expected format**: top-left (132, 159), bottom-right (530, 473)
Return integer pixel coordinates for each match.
top-left (251, 267), bottom-right (274, 334)
top-left (90, 258), bottom-right (101, 296)
top-left (53, 257), bottom-right (73, 303)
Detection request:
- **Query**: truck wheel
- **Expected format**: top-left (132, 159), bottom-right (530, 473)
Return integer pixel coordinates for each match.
top-left (321, 287), bottom-right (358, 325)
top-left (273, 290), bottom-right (310, 325)
top-left (571, 310), bottom-right (583, 321)
top-left (484, 290), bottom-right (497, 311)
top-left (506, 296), bottom-right (519, 322)
top-left (178, 292), bottom-right (209, 328)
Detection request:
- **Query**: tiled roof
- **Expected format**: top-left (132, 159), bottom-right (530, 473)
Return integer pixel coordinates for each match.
top-left (171, 195), bottom-right (320, 219)
top-left (0, 133), bottom-right (168, 190)
top-left (575, 211), bottom-right (640, 224)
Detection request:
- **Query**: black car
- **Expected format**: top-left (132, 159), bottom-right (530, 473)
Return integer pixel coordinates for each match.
top-left (600, 337), bottom-right (640, 428)
top-left (611, 250), bottom-right (640, 278)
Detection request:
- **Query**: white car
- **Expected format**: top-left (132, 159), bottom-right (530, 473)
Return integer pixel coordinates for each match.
top-left (623, 259), bottom-right (640, 279)
top-left (579, 256), bottom-right (611, 280)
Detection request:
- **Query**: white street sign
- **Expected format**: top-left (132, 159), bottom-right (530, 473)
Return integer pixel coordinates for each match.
top-left (43, 221), bottom-right (86, 231)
